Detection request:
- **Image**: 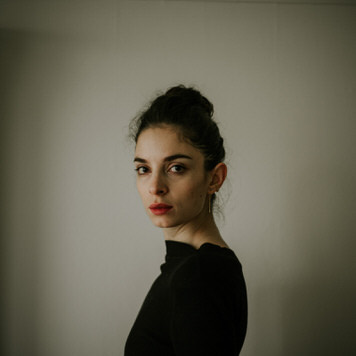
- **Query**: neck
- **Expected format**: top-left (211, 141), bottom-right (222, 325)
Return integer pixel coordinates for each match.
top-left (162, 212), bottom-right (228, 250)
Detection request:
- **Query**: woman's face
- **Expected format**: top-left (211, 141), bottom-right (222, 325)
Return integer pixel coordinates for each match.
top-left (134, 126), bottom-right (211, 229)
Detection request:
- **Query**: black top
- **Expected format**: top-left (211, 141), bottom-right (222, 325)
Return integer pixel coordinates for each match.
top-left (124, 240), bottom-right (247, 356)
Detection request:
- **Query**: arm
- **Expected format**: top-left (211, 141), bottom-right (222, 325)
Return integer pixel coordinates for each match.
top-left (170, 282), bottom-right (239, 356)
top-left (169, 254), bottom-right (246, 356)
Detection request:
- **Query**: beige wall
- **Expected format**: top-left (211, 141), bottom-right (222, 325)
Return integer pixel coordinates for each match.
top-left (1, 1), bottom-right (355, 355)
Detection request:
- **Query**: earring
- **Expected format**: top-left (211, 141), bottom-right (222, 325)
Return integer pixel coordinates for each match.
top-left (208, 195), bottom-right (211, 214)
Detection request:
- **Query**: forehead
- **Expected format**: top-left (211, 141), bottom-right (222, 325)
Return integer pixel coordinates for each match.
top-left (135, 126), bottom-right (203, 161)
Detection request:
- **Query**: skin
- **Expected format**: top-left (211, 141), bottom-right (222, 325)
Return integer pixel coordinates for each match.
top-left (134, 125), bottom-right (228, 249)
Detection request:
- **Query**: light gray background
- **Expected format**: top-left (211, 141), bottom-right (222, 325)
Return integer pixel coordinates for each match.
top-left (1, 1), bottom-right (355, 355)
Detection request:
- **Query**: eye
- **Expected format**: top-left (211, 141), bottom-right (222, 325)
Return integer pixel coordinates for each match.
top-left (135, 166), bottom-right (149, 175)
top-left (169, 165), bottom-right (185, 174)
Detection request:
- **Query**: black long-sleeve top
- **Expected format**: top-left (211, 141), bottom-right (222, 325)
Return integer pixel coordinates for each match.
top-left (124, 240), bottom-right (247, 356)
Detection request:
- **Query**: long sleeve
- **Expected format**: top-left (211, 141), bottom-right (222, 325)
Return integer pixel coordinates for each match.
top-left (170, 252), bottom-right (247, 356)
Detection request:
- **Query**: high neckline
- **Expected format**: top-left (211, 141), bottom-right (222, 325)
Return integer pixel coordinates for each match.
top-left (165, 240), bottom-right (232, 258)
top-left (165, 240), bottom-right (196, 257)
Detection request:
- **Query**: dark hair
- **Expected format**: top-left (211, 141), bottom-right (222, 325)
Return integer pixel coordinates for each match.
top-left (130, 85), bottom-right (226, 205)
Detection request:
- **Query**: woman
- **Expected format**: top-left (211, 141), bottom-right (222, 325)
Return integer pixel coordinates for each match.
top-left (125, 85), bottom-right (247, 355)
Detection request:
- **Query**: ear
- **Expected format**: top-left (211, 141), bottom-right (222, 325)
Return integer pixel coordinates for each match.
top-left (207, 163), bottom-right (227, 194)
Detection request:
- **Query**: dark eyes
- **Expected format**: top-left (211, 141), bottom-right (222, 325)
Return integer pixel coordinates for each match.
top-left (135, 166), bottom-right (149, 175)
top-left (135, 165), bottom-right (185, 175)
top-left (169, 165), bottom-right (184, 173)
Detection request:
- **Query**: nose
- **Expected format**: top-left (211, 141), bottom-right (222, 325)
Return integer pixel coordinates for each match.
top-left (149, 173), bottom-right (168, 196)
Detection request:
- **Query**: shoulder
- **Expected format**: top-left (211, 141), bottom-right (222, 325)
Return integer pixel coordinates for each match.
top-left (170, 243), bottom-right (244, 290)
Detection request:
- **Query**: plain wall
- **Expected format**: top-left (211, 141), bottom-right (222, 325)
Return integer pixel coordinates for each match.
top-left (1, 1), bottom-right (355, 355)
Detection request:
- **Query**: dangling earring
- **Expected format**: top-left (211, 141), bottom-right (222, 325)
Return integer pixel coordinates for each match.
top-left (208, 195), bottom-right (212, 214)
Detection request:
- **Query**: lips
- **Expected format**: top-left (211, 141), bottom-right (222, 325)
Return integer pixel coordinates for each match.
top-left (149, 203), bottom-right (173, 215)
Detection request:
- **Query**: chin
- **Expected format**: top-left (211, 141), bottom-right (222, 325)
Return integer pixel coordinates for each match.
top-left (150, 217), bottom-right (179, 229)
top-left (152, 221), bottom-right (175, 228)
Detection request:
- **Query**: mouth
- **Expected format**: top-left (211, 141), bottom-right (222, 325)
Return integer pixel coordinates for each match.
top-left (149, 203), bottom-right (173, 216)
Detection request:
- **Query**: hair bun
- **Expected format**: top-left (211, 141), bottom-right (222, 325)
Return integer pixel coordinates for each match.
top-left (165, 85), bottom-right (213, 118)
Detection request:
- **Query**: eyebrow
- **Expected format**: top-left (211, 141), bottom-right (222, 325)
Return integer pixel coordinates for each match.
top-left (134, 154), bottom-right (193, 163)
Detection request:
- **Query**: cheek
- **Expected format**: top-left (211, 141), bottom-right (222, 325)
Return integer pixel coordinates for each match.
top-left (185, 179), bottom-right (208, 203)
